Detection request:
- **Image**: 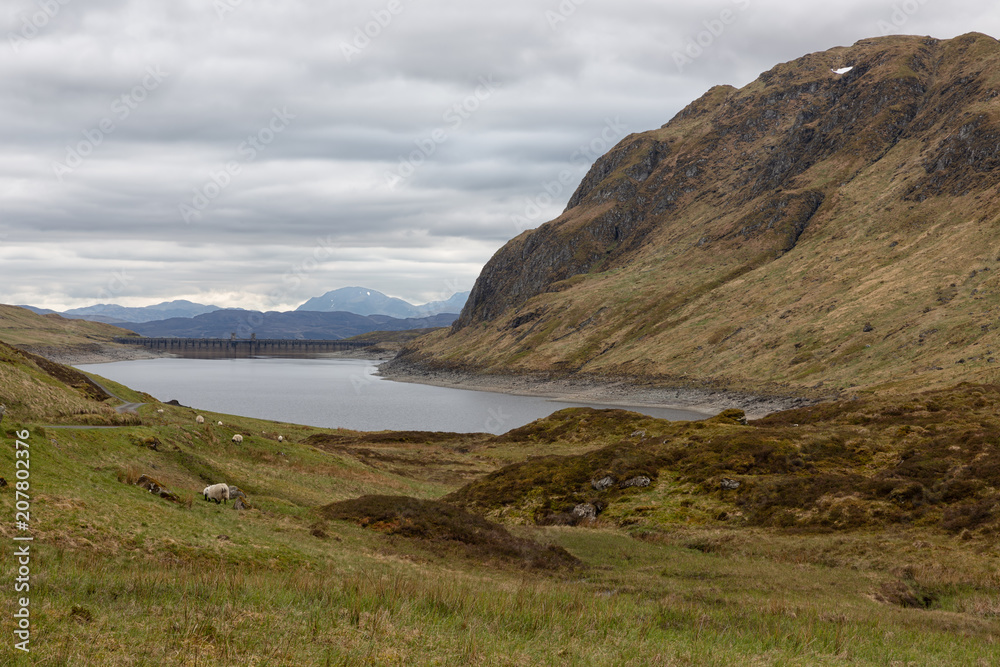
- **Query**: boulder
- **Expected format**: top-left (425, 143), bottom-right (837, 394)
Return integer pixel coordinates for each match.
top-left (591, 475), bottom-right (616, 491)
top-left (621, 475), bottom-right (652, 488)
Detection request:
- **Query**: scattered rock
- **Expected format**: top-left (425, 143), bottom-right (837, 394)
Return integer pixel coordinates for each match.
top-left (135, 474), bottom-right (181, 503)
top-left (0, 477), bottom-right (6, 488)
top-left (165, 399), bottom-right (182, 406)
top-left (720, 478), bottom-right (741, 490)
top-left (233, 497), bottom-right (248, 511)
top-left (228, 486), bottom-right (247, 501)
top-left (572, 503), bottom-right (598, 521)
top-left (863, 323), bottom-right (874, 332)
top-left (591, 475), bottom-right (616, 491)
top-left (621, 475), bottom-right (652, 488)
top-left (217, 534), bottom-right (230, 541)
top-left (630, 429), bottom-right (646, 439)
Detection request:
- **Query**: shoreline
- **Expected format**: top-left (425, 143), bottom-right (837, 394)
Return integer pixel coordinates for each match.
top-left (32, 344), bottom-right (817, 420)
top-left (376, 359), bottom-right (817, 420)
top-left (23, 343), bottom-right (168, 365)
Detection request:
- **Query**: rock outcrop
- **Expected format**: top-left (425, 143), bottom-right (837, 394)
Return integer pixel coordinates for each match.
top-left (408, 33), bottom-right (1000, 395)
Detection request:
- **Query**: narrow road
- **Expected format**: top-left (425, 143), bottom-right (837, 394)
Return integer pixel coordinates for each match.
top-left (41, 374), bottom-right (148, 429)
top-left (85, 375), bottom-right (146, 414)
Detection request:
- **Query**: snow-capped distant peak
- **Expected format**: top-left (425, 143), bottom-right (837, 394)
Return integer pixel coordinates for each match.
top-left (831, 66), bottom-right (854, 75)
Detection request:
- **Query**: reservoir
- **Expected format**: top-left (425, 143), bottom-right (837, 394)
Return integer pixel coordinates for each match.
top-left (75, 358), bottom-right (711, 434)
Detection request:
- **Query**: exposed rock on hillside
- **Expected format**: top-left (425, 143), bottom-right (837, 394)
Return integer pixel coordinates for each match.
top-left (410, 33), bottom-right (1000, 395)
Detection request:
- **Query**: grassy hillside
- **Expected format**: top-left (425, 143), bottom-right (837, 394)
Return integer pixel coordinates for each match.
top-left (407, 34), bottom-right (1000, 398)
top-left (0, 304), bottom-right (139, 358)
top-left (0, 340), bottom-right (999, 663)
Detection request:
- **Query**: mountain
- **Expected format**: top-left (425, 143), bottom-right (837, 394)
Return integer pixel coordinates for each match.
top-left (60, 300), bottom-right (223, 324)
top-left (127, 309), bottom-right (457, 339)
top-left (401, 33), bottom-right (1000, 396)
top-left (296, 287), bottom-right (469, 318)
top-left (418, 291), bottom-right (471, 316)
top-left (17, 305), bottom-right (59, 315)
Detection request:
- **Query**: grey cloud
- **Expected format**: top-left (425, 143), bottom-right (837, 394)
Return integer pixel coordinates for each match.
top-left (2, 0), bottom-right (999, 310)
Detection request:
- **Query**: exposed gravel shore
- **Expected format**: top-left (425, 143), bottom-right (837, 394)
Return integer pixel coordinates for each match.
top-left (377, 359), bottom-right (817, 420)
top-left (25, 343), bottom-right (168, 365)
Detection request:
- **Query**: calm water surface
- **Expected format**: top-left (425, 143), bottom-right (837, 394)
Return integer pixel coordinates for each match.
top-left (76, 358), bottom-right (710, 434)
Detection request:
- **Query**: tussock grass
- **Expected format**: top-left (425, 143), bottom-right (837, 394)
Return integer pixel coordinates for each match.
top-left (2, 346), bottom-right (999, 664)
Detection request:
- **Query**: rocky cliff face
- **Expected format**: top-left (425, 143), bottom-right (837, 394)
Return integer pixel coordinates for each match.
top-left (416, 33), bottom-right (1000, 395)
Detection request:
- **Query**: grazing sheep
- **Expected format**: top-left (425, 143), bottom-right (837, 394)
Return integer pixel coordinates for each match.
top-left (195, 415), bottom-right (205, 424)
top-left (232, 434), bottom-right (243, 444)
top-left (217, 421), bottom-right (223, 426)
top-left (157, 409), bottom-right (164, 414)
top-left (277, 435), bottom-right (284, 442)
top-left (202, 483), bottom-right (230, 504)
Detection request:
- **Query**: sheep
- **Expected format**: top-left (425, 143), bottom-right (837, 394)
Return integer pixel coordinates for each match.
top-left (217, 421), bottom-right (223, 426)
top-left (195, 415), bottom-right (205, 424)
top-left (202, 483), bottom-right (230, 504)
top-left (277, 435), bottom-right (284, 442)
top-left (232, 434), bottom-right (243, 444)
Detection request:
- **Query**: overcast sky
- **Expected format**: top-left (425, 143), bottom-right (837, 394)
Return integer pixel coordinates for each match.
top-left (2, 0), bottom-right (996, 311)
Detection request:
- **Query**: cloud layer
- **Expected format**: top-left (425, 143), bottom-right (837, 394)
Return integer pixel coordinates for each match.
top-left (2, 0), bottom-right (996, 310)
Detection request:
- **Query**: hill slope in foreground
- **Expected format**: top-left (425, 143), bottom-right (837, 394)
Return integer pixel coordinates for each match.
top-left (405, 33), bottom-right (1000, 398)
top-left (1, 338), bottom-right (999, 663)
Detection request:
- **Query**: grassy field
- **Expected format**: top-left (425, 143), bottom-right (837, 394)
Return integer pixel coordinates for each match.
top-left (0, 344), bottom-right (998, 664)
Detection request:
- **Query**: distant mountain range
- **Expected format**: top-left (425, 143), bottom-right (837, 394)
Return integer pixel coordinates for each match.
top-left (19, 300), bottom-right (223, 324)
top-left (125, 309), bottom-right (458, 339)
top-left (296, 287), bottom-right (470, 318)
top-left (21, 288), bottom-right (469, 324)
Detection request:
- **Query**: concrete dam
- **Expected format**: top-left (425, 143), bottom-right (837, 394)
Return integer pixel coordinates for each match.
top-left (114, 336), bottom-right (377, 359)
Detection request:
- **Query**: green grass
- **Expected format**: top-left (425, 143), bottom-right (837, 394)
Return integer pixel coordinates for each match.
top-left (2, 346), bottom-right (1000, 664)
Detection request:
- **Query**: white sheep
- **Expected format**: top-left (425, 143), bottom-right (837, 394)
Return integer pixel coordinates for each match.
top-left (277, 435), bottom-right (284, 442)
top-left (217, 421), bottom-right (223, 426)
top-left (195, 415), bottom-right (205, 424)
top-left (232, 434), bottom-right (243, 444)
top-left (202, 483), bottom-right (230, 504)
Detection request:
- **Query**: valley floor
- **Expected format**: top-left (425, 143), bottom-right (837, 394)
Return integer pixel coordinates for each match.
top-left (1, 348), bottom-right (999, 664)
